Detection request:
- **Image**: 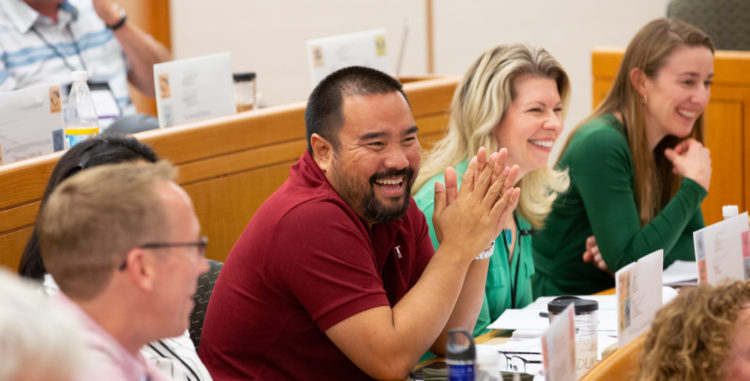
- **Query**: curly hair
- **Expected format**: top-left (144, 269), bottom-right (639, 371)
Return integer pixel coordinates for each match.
top-left (639, 281), bottom-right (750, 381)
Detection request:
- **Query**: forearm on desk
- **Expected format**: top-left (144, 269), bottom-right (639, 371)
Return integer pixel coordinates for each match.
top-left (429, 258), bottom-right (489, 356)
top-left (326, 243), bottom-right (475, 380)
top-left (580, 162), bottom-right (706, 271)
top-left (665, 207), bottom-right (705, 265)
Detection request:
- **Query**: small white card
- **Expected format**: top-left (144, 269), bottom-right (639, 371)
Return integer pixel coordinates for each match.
top-left (616, 249), bottom-right (663, 347)
top-left (541, 304), bottom-right (576, 381)
top-left (0, 84), bottom-right (65, 165)
top-left (153, 52), bottom-right (235, 128)
top-left (693, 212), bottom-right (750, 285)
top-left (306, 29), bottom-right (391, 88)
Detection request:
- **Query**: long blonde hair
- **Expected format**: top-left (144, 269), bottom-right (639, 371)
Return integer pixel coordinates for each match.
top-left (414, 43), bottom-right (571, 229)
top-left (559, 18), bottom-right (714, 226)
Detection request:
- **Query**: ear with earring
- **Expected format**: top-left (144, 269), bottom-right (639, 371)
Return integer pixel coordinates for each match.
top-left (643, 95), bottom-right (648, 104)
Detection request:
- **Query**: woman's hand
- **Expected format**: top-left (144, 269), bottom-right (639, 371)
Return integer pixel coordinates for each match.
top-left (471, 148), bottom-right (520, 242)
top-left (664, 138), bottom-right (712, 192)
top-left (582, 235), bottom-right (613, 276)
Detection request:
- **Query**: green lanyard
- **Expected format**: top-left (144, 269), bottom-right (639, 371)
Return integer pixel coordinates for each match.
top-left (501, 214), bottom-right (535, 309)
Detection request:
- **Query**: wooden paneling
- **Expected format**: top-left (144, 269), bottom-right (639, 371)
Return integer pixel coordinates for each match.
top-left (580, 334), bottom-right (644, 381)
top-left (184, 162), bottom-right (297, 263)
top-left (416, 113), bottom-right (450, 151)
top-left (0, 228), bottom-right (33, 272)
top-left (0, 76), bottom-right (460, 270)
top-left (592, 48), bottom-right (750, 225)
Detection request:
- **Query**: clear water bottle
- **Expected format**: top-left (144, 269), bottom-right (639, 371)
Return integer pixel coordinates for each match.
top-left (65, 70), bottom-right (99, 148)
top-left (447, 328), bottom-right (476, 381)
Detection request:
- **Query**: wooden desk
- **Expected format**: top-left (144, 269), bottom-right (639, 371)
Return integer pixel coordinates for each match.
top-left (0, 75), bottom-right (460, 271)
top-left (593, 48), bottom-right (750, 225)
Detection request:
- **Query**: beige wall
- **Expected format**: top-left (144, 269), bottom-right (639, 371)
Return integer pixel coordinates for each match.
top-left (170, 1), bottom-right (427, 108)
top-left (171, 0), bottom-right (671, 160)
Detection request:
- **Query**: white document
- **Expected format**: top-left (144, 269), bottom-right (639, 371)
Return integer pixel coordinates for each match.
top-left (306, 29), bottom-right (391, 88)
top-left (663, 260), bottom-right (698, 286)
top-left (694, 212), bottom-right (750, 285)
top-left (0, 84), bottom-right (65, 165)
top-left (616, 250), bottom-right (663, 347)
top-left (541, 304), bottom-right (576, 381)
top-left (491, 338), bottom-right (544, 375)
top-left (488, 309), bottom-right (550, 331)
top-left (490, 295), bottom-right (618, 334)
top-left (153, 52), bottom-right (235, 128)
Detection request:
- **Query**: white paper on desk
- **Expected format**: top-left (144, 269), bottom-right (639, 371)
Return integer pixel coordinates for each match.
top-left (491, 296), bottom-right (618, 334)
top-left (0, 84), bottom-right (65, 165)
top-left (616, 250), bottom-right (663, 347)
top-left (306, 29), bottom-right (391, 88)
top-left (153, 52), bottom-right (235, 128)
top-left (490, 339), bottom-right (544, 375)
top-left (694, 212), bottom-right (749, 285)
top-left (541, 304), bottom-right (576, 381)
top-left (488, 309), bottom-right (549, 331)
top-left (663, 260), bottom-right (698, 286)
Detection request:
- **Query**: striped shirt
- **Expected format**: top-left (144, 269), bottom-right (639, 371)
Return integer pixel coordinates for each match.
top-left (0, 0), bottom-right (134, 114)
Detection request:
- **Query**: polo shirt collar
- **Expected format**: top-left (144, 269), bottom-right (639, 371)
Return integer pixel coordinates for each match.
top-left (0, 0), bottom-right (78, 33)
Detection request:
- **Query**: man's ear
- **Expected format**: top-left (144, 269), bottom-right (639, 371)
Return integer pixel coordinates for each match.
top-left (123, 247), bottom-right (157, 292)
top-left (310, 133), bottom-right (333, 173)
top-left (629, 67), bottom-right (649, 98)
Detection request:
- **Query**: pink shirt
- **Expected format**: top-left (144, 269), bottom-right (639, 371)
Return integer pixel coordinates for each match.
top-left (55, 293), bottom-right (173, 381)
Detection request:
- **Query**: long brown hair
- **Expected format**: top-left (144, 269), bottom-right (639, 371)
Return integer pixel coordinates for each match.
top-left (560, 18), bottom-right (713, 226)
top-left (639, 281), bottom-right (750, 381)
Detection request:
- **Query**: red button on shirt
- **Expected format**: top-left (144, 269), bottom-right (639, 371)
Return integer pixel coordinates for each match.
top-left (199, 151), bottom-right (435, 380)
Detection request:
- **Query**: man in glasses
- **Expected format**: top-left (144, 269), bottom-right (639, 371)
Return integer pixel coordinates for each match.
top-left (200, 66), bottom-right (521, 380)
top-left (37, 160), bottom-right (208, 380)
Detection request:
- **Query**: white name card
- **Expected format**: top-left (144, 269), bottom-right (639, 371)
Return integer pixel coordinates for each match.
top-left (616, 249), bottom-right (663, 347)
top-left (0, 84), bottom-right (65, 165)
top-left (541, 304), bottom-right (576, 381)
top-left (153, 52), bottom-right (235, 128)
top-left (694, 212), bottom-right (750, 285)
top-left (306, 29), bottom-right (391, 88)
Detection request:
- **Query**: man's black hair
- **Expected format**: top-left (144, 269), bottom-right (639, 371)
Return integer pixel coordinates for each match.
top-left (304, 66), bottom-right (410, 154)
top-left (18, 134), bottom-right (158, 282)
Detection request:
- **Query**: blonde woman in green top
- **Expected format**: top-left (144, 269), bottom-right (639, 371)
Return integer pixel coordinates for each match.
top-left (533, 18), bottom-right (714, 296)
top-left (413, 44), bottom-right (571, 336)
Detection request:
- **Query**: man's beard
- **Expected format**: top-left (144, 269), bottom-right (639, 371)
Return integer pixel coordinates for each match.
top-left (332, 160), bottom-right (415, 224)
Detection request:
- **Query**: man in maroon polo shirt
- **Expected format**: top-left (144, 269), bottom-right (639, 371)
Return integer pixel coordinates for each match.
top-left (198, 67), bottom-right (521, 380)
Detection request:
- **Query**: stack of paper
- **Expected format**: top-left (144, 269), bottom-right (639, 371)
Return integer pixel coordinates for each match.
top-left (662, 260), bottom-right (698, 286)
top-left (488, 295), bottom-right (618, 336)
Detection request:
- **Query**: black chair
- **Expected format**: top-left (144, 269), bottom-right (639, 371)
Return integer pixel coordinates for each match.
top-left (189, 259), bottom-right (224, 350)
top-left (667, 0), bottom-right (750, 51)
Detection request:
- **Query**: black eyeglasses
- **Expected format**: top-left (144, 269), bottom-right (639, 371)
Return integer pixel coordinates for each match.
top-left (499, 351), bottom-right (542, 374)
top-left (118, 236), bottom-right (208, 270)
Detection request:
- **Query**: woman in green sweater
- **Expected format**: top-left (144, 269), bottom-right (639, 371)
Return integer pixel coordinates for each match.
top-left (413, 44), bottom-right (571, 336)
top-left (532, 18), bottom-right (715, 296)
